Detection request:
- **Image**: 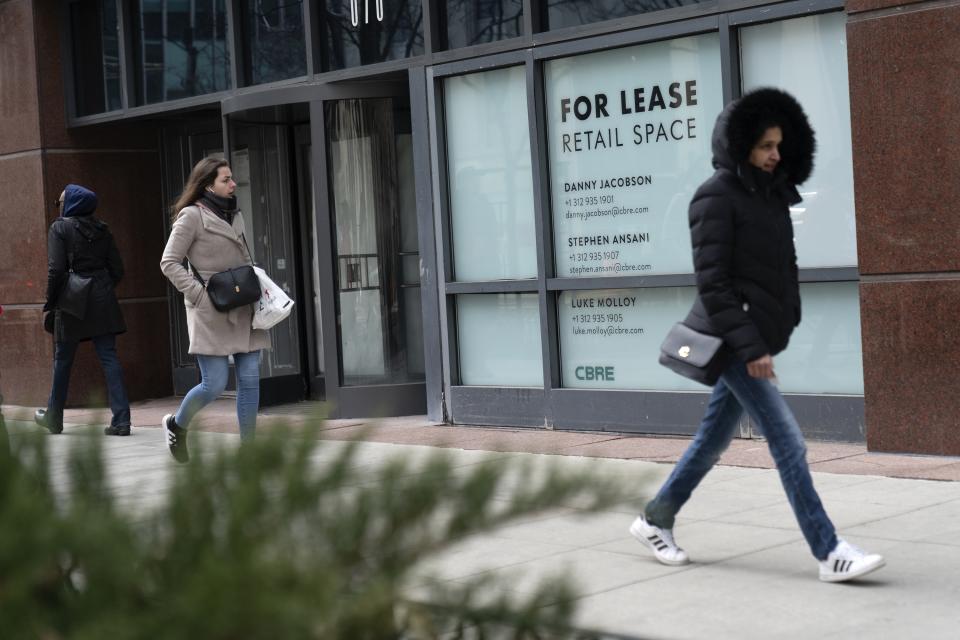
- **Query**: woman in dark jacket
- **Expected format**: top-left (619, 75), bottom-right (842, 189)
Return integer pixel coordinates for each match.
top-left (629, 89), bottom-right (885, 583)
top-left (35, 184), bottom-right (131, 436)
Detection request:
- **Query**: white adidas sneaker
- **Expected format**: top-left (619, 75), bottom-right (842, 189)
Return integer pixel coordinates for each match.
top-left (819, 539), bottom-right (885, 583)
top-left (629, 515), bottom-right (690, 566)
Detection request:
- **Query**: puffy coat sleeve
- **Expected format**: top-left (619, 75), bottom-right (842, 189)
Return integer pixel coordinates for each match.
top-left (44, 222), bottom-right (68, 312)
top-left (689, 192), bottom-right (769, 362)
top-left (160, 208), bottom-right (205, 306)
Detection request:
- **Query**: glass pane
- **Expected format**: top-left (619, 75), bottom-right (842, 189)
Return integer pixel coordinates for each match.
top-left (557, 284), bottom-right (863, 393)
top-left (545, 34), bottom-right (722, 278)
top-left (445, 0), bottom-right (523, 49)
top-left (546, 0), bottom-right (708, 31)
top-left (558, 287), bottom-right (702, 391)
top-left (774, 283), bottom-right (863, 394)
top-left (327, 98), bottom-right (424, 385)
top-left (322, 0), bottom-right (424, 71)
top-left (70, 0), bottom-right (122, 115)
top-left (243, 0), bottom-right (307, 84)
top-left (445, 66), bottom-right (537, 281)
top-left (133, 0), bottom-right (231, 105)
top-left (741, 13), bottom-right (857, 268)
top-left (457, 294), bottom-right (543, 386)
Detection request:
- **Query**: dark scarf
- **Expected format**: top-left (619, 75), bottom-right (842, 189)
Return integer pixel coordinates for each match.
top-left (199, 192), bottom-right (238, 225)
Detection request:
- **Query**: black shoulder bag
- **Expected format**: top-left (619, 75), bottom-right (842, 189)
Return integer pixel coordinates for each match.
top-left (57, 231), bottom-right (94, 320)
top-left (189, 234), bottom-right (261, 312)
top-left (658, 322), bottom-right (728, 386)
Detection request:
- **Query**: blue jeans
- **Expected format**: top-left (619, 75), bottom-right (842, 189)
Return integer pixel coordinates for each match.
top-left (645, 359), bottom-right (838, 560)
top-left (175, 352), bottom-right (260, 441)
top-left (47, 334), bottom-right (131, 428)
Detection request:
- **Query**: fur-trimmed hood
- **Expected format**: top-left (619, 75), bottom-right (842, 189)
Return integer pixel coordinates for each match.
top-left (711, 88), bottom-right (815, 187)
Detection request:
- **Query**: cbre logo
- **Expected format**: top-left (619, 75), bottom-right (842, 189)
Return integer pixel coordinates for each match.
top-left (351, 0), bottom-right (385, 26)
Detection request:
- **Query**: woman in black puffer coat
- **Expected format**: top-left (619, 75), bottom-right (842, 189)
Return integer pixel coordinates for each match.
top-left (629, 89), bottom-right (885, 583)
top-left (35, 184), bottom-right (132, 436)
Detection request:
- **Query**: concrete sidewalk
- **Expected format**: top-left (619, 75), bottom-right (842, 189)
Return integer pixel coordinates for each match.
top-left (3, 398), bottom-right (960, 638)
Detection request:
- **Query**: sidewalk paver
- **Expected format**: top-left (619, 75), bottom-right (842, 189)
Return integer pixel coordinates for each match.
top-left (3, 396), bottom-right (960, 639)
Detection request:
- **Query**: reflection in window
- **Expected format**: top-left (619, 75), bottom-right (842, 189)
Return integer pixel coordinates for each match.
top-left (545, 0), bottom-right (705, 31)
top-left (242, 0), bottom-right (307, 84)
top-left (133, 0), bottom-right (231, 104)
top-left (322, 0), bottom-right (424, 70)
top-left (444, 0), bottom-right (523, 49)
top-left (70, 0), bottom-right (122, 115)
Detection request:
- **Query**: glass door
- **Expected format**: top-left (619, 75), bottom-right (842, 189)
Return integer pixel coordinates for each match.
top-left (320, 94), bottom-right (426, 416)
top-left (230, 122), bottom-right (305, 404)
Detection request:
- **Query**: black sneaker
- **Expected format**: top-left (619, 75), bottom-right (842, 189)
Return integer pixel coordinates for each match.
top-left (104, 424), bottom-right (131, 436)
top-left (163, 414), bottom-right (189, 463)
top-left (34, 409), bottom-right (63, 435)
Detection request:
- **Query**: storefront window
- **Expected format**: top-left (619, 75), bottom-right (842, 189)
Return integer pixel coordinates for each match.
top-left (444, 66), bottom-right (538, 281)
top-left (445, 0), bottom-right (523, 49)
top-left (70, 0), bottom-right (122, 115)
top-left (457, 294), bottom-right (543, 386)
top-left (241, 0), bottom-right (307, 84)
top-left (545, 34), bottom-right (722, 278)
top-left (545, 0), bottom-right (707, 31)
top-left (322, 0), bottom-right (424, 71)
top-left (558, 283), bottom-right (863, 393)
top-left (133, 0), bottom-right (231, 105)
top-left (558, 287), bottom-right (701, 391)
top-left (741, 13), bottom-right (857, 268)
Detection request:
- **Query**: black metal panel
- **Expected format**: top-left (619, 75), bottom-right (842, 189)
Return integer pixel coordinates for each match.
top-left (430, 49), bottom-right (528, 78)
top-left (547, 274), bottom-right (698, 291)
top-left (409, 66), bottom-right (446, 422)
top-left (116, 0), bottom-right (135, 110)
top-left (260, 374), bottom-right (306, 406)
top-left (308, 100), bottom-right (343, 412)
top-left (303, 0), bottom-right (321, 75)
top-left (727, 0), bottom-right (844, 26)
top-left (449, 386), bottom-right (547, 427)
top-left (337, 383), bottom-right (428, 418)
top-left (226, 0), bottom-right (243, 90)
top-left (798, 267), bottom-right (860, 283)
top-left (172, 365), bottom-right (200, 396)
top-left (527, 52), bottom-right (560, 394)
top-left (445, 280), bottom-right (540, 294)
top-left (426, 67), bottom-right (459, 391)
top-left (532, 15), bottom-right (719, 61)
top-left (719, 14), bottom-right (740, 105)
top-left (550, 389), bottom-right (714, 434)
top-left (779, 395), bottom-right (866, 443)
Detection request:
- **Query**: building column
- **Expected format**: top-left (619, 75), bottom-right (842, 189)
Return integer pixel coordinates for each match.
top-left (847, 0), bottom-right (960, 454)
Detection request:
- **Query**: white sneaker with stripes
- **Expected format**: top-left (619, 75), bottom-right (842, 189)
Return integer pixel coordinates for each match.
top-left (629, 515), bottom-right (690, 566)
top-left (819, 539), bottom-right (885, 582)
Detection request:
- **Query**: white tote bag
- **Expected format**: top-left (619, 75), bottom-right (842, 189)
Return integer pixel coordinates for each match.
top-left (251, 266), bottom-right (294, 330)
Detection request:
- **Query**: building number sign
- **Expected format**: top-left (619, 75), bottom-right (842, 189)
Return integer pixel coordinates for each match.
top-left (351, 0), bottom-right (385, 26)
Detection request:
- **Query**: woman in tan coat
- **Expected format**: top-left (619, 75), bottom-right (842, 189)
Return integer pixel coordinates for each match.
top-left (160, 157), bottom-right (270, 462)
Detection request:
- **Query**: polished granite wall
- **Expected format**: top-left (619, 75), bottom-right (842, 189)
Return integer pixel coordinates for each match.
top-left (0, 0), bottom-right (172, 410)
top-left (847, 0), bottom-right (960, 454)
